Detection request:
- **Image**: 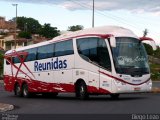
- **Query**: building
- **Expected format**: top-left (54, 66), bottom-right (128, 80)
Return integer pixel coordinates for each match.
top-left (0, 16), bottom-right (15, 31)
top-left (0, 16), bottom-right (5, 29)
top-left (0, 34), bottom-right (32, 50)
top-left (0, 35), bottom-right (5, 50)
top-left (0, 34), bottom-right (47, 51)
top-left (0, 16), bottom-right (49, 51)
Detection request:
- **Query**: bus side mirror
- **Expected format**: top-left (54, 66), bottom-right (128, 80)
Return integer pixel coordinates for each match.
top-left (110, 36), bottom-right (116, 47)
top-left (139, 37), bottom-right (157, 50)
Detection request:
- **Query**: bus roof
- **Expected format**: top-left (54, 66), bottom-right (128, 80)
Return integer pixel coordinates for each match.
top-left (5, 25), bottom-right (138, 54)
top-left (51, 25), bottom-right (138, 42)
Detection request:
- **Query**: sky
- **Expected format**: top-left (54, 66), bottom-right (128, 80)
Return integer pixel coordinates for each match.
top-left (0, 0), bottom-right (160, 44)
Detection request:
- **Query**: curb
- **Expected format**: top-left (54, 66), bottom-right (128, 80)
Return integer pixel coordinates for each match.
top-left (0, 103), bottom-right (14, 112)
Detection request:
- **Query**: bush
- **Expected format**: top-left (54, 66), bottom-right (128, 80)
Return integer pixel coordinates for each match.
top-left (150, 63), bottom-right (160, 81)
top-left (151, 73), bottom-right (160, 81)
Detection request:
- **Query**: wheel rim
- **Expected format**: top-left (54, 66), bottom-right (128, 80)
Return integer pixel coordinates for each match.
top-left (80, 85), bottom-right (84, 96)
top-left (23, 85), bottom-right (28, 97)
top-left (23, 88), bottom-right (27, 96)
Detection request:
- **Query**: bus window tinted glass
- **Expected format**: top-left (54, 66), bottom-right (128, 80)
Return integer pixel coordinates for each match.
top-left (77, 37), bottom-right (99, 63)
top-left (89, 38), bottom-right (99, 63)
top-left (77, 37), bottom-right (111, 70)
top-left (13, 57), bottom-right (20, 63)
top-left (37, 44), bottom-right (54, 59)
top-left (77, 38), bottom-right (90, 60)
top-left (25, 48), bottom-right (37, 62)
top-left (55, 40), bottom-right (74, 57)
top-left (98, 39), bottom-right (111, 70)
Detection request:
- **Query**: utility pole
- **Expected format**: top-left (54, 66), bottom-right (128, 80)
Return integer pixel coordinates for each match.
top-left (92, 0), bottom-right (94, 28)
top-left (12, 4), bottom-right (18, 49)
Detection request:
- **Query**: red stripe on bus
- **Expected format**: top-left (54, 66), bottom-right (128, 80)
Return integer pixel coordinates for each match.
top-left (139, 37), bottom-right (154, 41)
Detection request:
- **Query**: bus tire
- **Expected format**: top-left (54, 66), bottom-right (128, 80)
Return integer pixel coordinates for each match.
top-left (14, 83), bottom-right (22, 97)
top-left (22, 84), bottom-right (30, 98)
top-left (110, 94), bottom-right (120, 100)
top-left (76, 81), bottom-right (89, 100)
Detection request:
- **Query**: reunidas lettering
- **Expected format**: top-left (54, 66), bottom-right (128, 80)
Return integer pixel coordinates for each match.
top-left (34, 58), bottom-right (67, 71)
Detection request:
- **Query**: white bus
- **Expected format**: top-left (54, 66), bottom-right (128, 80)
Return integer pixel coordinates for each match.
top-left (3, 26), bottom-right (156, 99)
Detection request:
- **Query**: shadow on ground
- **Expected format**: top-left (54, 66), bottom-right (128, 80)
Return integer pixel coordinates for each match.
top-left (7, 93), bottom-right (150, 102)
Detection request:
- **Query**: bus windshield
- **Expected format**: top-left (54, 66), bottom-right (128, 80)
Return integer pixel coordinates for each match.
top-left (112, 37), bottom-right (150, 76)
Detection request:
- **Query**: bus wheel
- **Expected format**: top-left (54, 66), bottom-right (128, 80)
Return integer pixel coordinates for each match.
top-left (110, 94), bottom-right (120, 100)
top-left (76, 81), bottom-right (89, 100)
top-left (22, 84), bottom-right (30, 98)
top-left (14, 83), bottom-right (22, 97)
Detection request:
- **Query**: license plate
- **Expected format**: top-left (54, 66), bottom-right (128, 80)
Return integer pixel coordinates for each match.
top-left (134, 87), bottom-right (141, 91)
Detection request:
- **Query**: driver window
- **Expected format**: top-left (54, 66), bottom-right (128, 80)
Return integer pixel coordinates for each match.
top-left (77, 37), bottom-right (111, 71)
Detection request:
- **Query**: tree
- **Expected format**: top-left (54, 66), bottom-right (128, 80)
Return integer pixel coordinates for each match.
top-left (67, 25), bottom-right (84, 31)
top-left (143, 43), bottom-right (153, 55)
top-left (39, 23), bottom-right (60, 39)
top-left (12, 16), bottom-right (41, 34)
top-left (18, 31), bottom-right (32, 39)
top-left (26, 17), bottom-right (41, 34)
top-left (143, 29), bottom-right (148, 37)
top-left (11, 16), bottom-right (61, 39)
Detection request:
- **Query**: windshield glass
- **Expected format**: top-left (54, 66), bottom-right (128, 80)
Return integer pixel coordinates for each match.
top-left (112, 37), bottom-right (150, 76)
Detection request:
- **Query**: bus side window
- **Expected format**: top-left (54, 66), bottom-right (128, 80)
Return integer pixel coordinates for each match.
top-left (13, 56), bottom-right (20, 64)
top-left (55, 40), bottom-right (74, 57)
top-left (77, 38), bottom-right (90, 61)
top-left (98, 39), bottom-right (111, 71)
top-left (37, 44), bottom-right (54, 60)
top-left (77, 37), bottom-right (111, 70)
top-left (25, 48), bottom-right (37, 62)
top-left (88, 38), bottom-right (99, 63)
top-left (77, 37), bottom-right (99, 63)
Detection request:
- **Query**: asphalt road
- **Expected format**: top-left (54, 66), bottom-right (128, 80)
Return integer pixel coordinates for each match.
top-left (0, 83), bottom-right (160, 115)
